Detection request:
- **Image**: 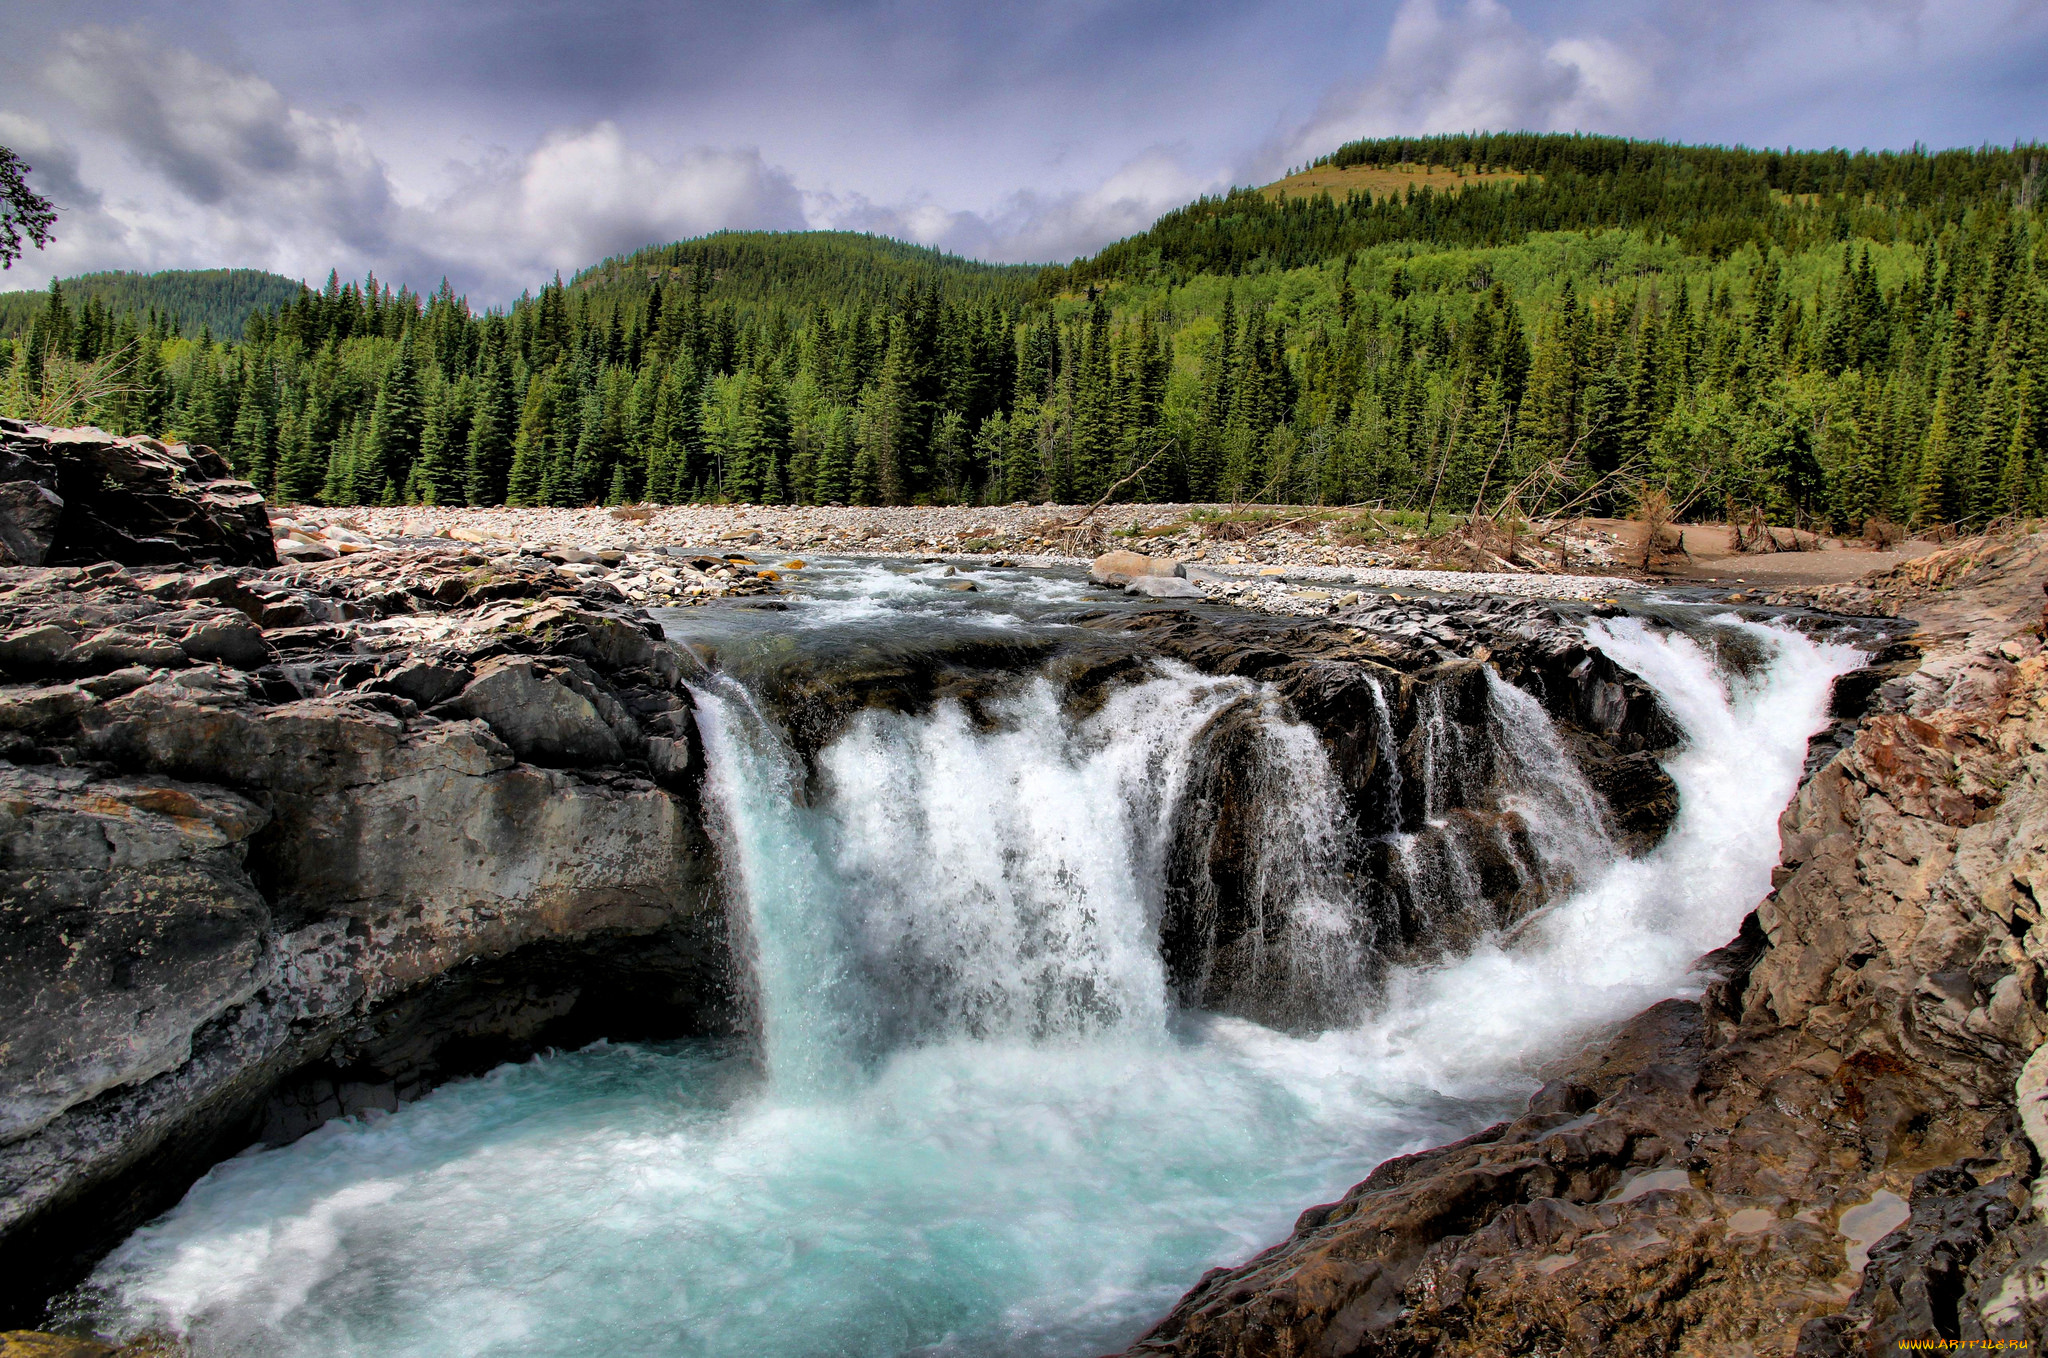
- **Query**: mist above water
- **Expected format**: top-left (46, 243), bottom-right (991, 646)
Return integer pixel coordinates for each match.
top-left (78, 590), bottom-right (1861, 1357)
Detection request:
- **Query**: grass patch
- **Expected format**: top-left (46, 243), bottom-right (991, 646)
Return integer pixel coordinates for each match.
top-left (1262, 162), bottom-right (1529, 203)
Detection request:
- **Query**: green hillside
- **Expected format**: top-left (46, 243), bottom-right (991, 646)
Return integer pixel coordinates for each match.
top-left (571, 230), bottom-right (1041, 311)
top-left (0, 268), bottom-right (306, 342)
top-left (1, 135), bottom-right (2042, 529)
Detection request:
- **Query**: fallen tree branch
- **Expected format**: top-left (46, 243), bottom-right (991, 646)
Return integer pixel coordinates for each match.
top-left (1045, 441), bottom-right (1174, 533)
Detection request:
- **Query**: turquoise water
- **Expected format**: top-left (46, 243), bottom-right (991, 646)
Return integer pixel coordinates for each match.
top-left (79, 595), bottom-right (1861, 1357)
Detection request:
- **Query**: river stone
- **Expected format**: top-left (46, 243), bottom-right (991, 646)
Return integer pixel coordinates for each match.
top-left (1125, 575), bottom-right (1204, 599)
top-left (367, 659), bottom-right (472, 709)
top-left (69, 629), bottom-right (189, 671)
top-left (1090, 550), bottom-right (1185, 586)
top-left (277, 539), bottom-right (338, 563)
top-left (0, 481), bottom-right (63, 567)
top-left (0, 626), bottom-right (75, 673)
top-left (0, 684), bottom-right (96, 734)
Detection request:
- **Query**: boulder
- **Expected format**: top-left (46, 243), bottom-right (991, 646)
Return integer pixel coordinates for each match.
top-left (0, 627), bottom-right (75, 673)
top-left (443, 656), bottom-right (628, 766)
top-left (277, 539), bottom-right (337, 563)
top-left (0, 551), bottom-right (734, 1327)
top-left (0, 482), bottom-right (63, 567)
top-left (0, 420), bottom-right (276, 569)
top-left (366, 659), bottom-right (472, 709)
top-left (1089, 550), bottom-right (1185, 587)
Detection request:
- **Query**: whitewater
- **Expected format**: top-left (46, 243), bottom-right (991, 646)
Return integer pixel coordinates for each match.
top-left (76, 570), bottom-right (1863, 1358)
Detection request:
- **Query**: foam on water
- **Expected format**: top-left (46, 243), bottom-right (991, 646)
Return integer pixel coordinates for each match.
top-left (77, 616), bottom-right (1862, 1357)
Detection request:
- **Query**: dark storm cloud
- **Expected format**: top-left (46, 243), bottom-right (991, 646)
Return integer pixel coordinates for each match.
top-left (0, 0), bottom-right (2043, 300)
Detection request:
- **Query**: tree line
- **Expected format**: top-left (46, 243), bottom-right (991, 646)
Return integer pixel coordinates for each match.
top-left (0, 133), bottom-right (2041, 530)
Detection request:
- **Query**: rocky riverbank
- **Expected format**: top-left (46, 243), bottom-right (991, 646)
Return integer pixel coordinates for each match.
top-left (1122, 532), bottom-right (2048, 1357)
top-left (270, 502), bottom-right (1641, 613)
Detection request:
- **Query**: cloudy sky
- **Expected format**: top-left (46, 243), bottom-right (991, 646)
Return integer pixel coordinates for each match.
top-left (2, 0), bottom-right (2044, 304)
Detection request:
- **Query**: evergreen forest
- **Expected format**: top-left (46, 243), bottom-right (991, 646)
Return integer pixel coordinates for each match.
top-left (0, 269), bottom-right (305, 343)
top-left (2, 133), bottom-right (2044, 530)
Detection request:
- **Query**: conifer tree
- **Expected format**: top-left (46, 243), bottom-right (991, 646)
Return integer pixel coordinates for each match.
top-left (364, 330), bottom-right (423, 500)
top-left (1912, 392), bottom-right (1957, 528)
top-left (465, 346), bottom-right (516, 506)
top-left (274, 400), bottom-right (325, 505)
top-left (507, 378), bottom-right (558, 506)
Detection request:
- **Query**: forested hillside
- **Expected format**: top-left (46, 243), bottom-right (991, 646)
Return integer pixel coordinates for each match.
top-left (1, 135), bottom-right (2042, 528)
top-left (0, 269), bottom-right (304, 342)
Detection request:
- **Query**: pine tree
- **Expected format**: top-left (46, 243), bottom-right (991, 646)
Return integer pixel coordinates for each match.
top-left (465, 346), bottom-right (516, 506)
top-left (408, 379), bottom-right (468, 505)
top-left (506, 378), bottom-right (559, 507)
top-left (812, 405), bottom-right (855, 505)
top-left (365, 330), bottom-right (424, 497)
top-left (868, 329), bottom-right (915, 502)
top-left (1912, 392), bottom-right (1957, 528)
top-left (321, 413), bottom-right (366, 506)
top-left (274, 399), bottom-right (325, 506)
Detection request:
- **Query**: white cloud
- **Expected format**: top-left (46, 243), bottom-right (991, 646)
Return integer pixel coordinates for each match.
top-left (424, 123), bottom-right (806, 286)
top-left (1277, 0), bottom-right (1654, 170)
top-left (15, 2), bottom-right (2032, 299)
top-left (812, 150), bottom-right (1218, 264)
top-left (1, 20), bottom-right (1225, 294)
top-left (2, 27), bottom-right (810, 299)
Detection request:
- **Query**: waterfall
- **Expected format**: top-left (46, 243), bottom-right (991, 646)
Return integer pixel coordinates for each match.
top-left (694, 664), bottom-right (1355, 1072)
top-left (76, 613), bottom-right (1864, 1358)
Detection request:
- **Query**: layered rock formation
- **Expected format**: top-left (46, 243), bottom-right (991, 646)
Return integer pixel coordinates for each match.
top-left (0, 548), bottom-right (727, 1325)
top-left (0, 422), bottom-right (274, 570)
top-left (1124, 535), bottom-right (2048, 1356)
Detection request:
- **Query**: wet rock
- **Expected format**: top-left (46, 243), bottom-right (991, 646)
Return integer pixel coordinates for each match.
top-left (365, 659), bottom-right (471, 709)
top-left (0, 684), bottom-right (96, 735)
top-left (0, 766), bottom-right (271, 1144)
top-left (176, 615), bottom-right (270, 670)
top-left (1124, 542), bottom-right (2048, 1358)
top-left (0, 481), bottom-right (64, 567)
top-left (0, 627), bottom-right (74, 674)
top-left (1125, 575), bottom-right (1203, 598)
top-left (0, 548), bottom-right (728, 1322)
top-left (68, 629), bottom-right (187, 671)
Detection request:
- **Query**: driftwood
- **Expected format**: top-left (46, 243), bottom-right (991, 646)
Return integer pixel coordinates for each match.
top-left (1040, 442), bottom-right (1173, 538)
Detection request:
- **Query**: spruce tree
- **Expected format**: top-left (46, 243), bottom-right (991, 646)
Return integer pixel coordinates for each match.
top-left (365, 330), bottom-right (424, 496)
top-left (507, 379), bottom-right (558, 507)
top-left (1912, 393), bottom-right (1956, 528)
top-left (274, 400), bottom-right (325, 506)
top-left (465, 348), bottom-right (516, 506)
